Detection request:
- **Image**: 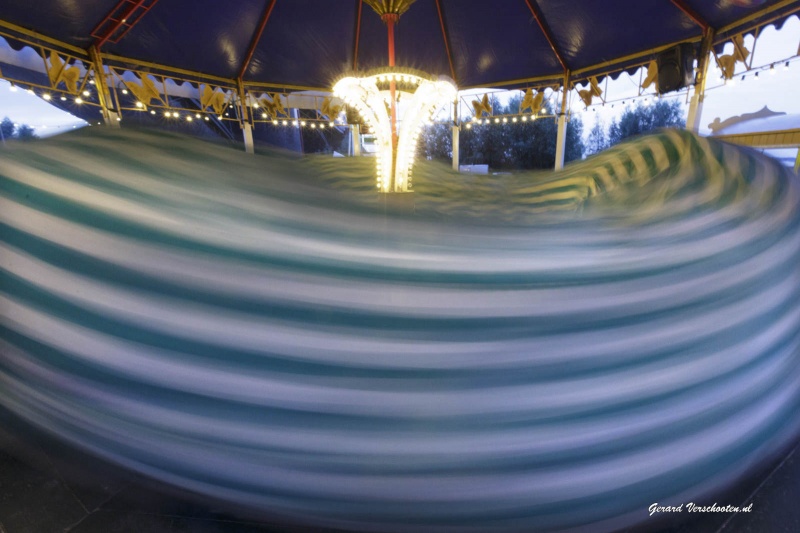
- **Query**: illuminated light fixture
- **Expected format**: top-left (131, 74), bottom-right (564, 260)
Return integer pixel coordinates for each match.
top-left (272, 119), bottom-right (278, 125)
top-left (522, 116), bottom-right (528, 122)
top-left (116, 117), bottom-right (121, 121)
top-left (164, 111), bottom-right (170, 117)
top-left (43, 94), bottom-right (51, 100)
top-left (150, 110), bottom-right (156, 114)
top-left (282, 120), bottom-right (288, 126)
top-left (253, 102), bottom-right (260, 108)
top-left (300, 120), bottom-right (307, 126)
top-left (83, 90), bottom-right (90, 97)
top-left (204, 116), bottom-right (209, 121)
top-left (465, 123), bottom-right (472, 129)
top-left (329, 121), bottom-right (334, 127)
top-left (186, 116), bottom-right (193, 121)
top-left (89, 79), bottom-right (96, 85)
top-left (311, 123), bottom-right (317, 129)
top-left (9, 84), bottom-right (17, 92)
top-left (60, 96), bottom-right (67, 101)
top-left (332, 68), bottom-right (456, 192)
top-left (502, 117), bottom-right (508, 123)
top-left (135, 101), bottom-right (143, 108)
top-left (262, 113), bottom-right (268, 119)
top-left (195, 113), bottom-right (201, 118)
top-left (512, 117), bottom-right (517, 123)
top-left (27, 89), bottom-right (34, 95)
top-left (494, 117), bottom-right (500, 123)
top-left (75, 97), bottom-right (83, 104)
top-left (293, 120), bottom-right (299, 126)
top-left (320, 123), bottom-right (325, 129)
top-left (483, 119), bottom-right (489, 125)
top-left (122, 89), bottom-right (128, 95)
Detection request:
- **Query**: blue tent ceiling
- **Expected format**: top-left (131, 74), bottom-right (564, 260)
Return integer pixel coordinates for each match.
top-left (1, 0), bottom-right (799, 89)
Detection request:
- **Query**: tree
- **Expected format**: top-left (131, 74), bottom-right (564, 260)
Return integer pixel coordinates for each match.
top-left (420, 123), bottom-right (452, 162)
top-left (0, 117), bottom-right (38, 142)
top-left (0, 117), bottom-right (14, 142)
top-left (584, 119), bottom-right (609, 157)
top-left (16, 124), bottom-right (38, 141)
top-left (456, 95), bottom-right (584, 170)
top-left (607, 99), bottom-right (685, 146)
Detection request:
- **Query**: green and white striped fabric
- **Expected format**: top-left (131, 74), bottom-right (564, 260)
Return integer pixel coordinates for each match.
top-left (2, 127), bottom-right (799, 532)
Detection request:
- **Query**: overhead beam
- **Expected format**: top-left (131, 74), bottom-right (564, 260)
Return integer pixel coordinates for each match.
top-left (353, 0), bottom-right (364, 70)
top-left (434, 0), bottom-right (457, 82)
top-left (0, 19), bottom-right (87, 55)
top-left (92, 0), bottom-right (159, 50)
top-left (717, 0), bottom-right (799, 35)
top-left (238, 0), bottom-right (278, 80)
top-left (669, 0), bottom-right (710, 32)
top-left (523, 0), bottom-right (568, 73)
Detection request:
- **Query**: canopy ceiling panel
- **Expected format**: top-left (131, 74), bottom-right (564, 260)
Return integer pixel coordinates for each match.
top-left (357, 0), bottom-right (452, 80)
top-left (441, 0), bottom-right (563, 87)
top-left (0, 0), bottom-right (112, 48)
top-left (1, 0), bottom-right (798, 90)
top-left (106, 0), bottom-right (264, 80)
top-left (244, 0), bottom-right (358, 87)
top-left (536, 0), bottom-right (699, 71)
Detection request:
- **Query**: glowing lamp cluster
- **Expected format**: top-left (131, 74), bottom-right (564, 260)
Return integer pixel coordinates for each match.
top-left (333, 69), bottom-right (457, 192)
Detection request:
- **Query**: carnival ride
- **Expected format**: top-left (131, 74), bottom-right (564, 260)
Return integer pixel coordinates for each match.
top-left (2, 1), bottom-right (800, 532)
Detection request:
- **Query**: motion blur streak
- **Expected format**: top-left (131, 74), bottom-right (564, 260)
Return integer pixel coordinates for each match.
top-left (1, 127), bottom-right (799, 532)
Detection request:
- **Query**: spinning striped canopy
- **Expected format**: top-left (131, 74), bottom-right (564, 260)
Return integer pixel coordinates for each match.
top-left (2, 127), bottom-right (800, 531)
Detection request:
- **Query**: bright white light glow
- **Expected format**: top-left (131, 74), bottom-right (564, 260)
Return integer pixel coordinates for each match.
top-left (333, 70), bottom-right (456, 192)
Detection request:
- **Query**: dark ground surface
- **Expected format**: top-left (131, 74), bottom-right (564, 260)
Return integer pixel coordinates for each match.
top-left (1, 406), bottom-right (798, 533)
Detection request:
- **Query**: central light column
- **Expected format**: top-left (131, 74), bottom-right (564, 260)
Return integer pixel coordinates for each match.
top-left (384, 12), bottom-right (400, 190)
top-left (333, 70), bottom-right (456, 192)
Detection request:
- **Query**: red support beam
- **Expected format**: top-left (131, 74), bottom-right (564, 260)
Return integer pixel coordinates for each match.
top-left (434, 0), bottom-right (457, 82)
top-left (670, 0), bottom-right (710, 32)
top-left (92, 0), bottom-right (158, 49)
top-left (353, 0), bottom-right (364, 70)
top-left (523, 0), bottom-right (568, 73)
top-left (238, 0), bottom-right (278, 80)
